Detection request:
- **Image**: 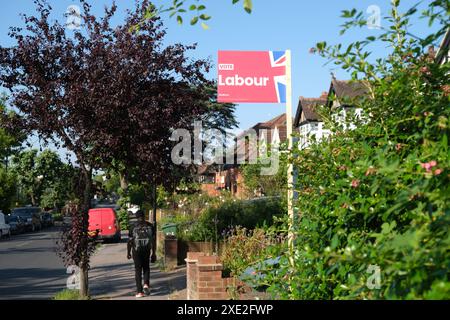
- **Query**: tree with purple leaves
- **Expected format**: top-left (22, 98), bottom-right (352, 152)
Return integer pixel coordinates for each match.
top-left (0, 0), bottom-right (235, 297)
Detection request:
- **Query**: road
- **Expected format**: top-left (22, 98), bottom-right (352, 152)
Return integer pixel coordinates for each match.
top-left (0, 227), bottom-right (67, 300)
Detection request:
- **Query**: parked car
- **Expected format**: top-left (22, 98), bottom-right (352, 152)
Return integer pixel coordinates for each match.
top-left (0, 211), bottom-right (11, 239)
top-left (5, 215), bottom-right (25, 235)
top-left (40, 212), bottom-right (54, 228)
top-left (11, 207), bottom-right (42, 232)
top-left (88, 207), bottom-right (121, 242)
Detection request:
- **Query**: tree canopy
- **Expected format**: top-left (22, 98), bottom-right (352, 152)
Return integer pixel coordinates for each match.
top-left (0, 0), bottom-right (235, 296)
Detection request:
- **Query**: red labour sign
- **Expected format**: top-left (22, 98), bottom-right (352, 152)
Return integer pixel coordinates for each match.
top-left (217, 51), bottom-right (287, 104)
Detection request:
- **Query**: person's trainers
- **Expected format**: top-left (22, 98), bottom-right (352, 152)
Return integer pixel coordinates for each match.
top-left (135, 292), bottom-right (145, 298)
top-left (143, 285), bottom-right (150, 296)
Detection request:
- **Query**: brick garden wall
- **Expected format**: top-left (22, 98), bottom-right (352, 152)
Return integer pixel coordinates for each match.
top-left (185, 252), bottom-right (254, 300)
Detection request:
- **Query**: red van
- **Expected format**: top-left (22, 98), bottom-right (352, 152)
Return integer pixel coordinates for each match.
top-left (88, 207), bottom-right (121, 242)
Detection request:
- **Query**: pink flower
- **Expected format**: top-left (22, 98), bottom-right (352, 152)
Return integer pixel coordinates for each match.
top-left (309, 47), bottom-right (317, 54)
top-left (420, 162), bottom-right (430, 171)
top-left (420, 161), bottom-right (438, 173)
top-left (351, 180), bottom-right (360, 188)
top-left (434, 169), bottom-right (443, 176)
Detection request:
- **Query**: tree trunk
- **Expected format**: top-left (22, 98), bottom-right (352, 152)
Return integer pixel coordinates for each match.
top-left (79, 267), bottom-right (88, 298)
top-left (152, 182), bottom-right (157, 257)
top-left (79, 167), bottom-right (92, 298)
top-left (119, 171), bottom-right (128, 191)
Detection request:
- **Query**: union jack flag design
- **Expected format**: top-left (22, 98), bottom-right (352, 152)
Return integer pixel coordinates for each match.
top-left (270, 51), bottom-right (287, 103)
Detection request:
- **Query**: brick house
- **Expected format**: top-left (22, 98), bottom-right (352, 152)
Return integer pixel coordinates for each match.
top-left (209, 114), bottom-right (287, 198)
top-left (196, 164), bottom-right (221, 197)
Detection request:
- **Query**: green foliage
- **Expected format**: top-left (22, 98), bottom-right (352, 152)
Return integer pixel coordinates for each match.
top-left (241, 143), bottom-right (288, 197)
top-left (0, 95), bottom-right (24, 160)
top-left (244, 1), bottom-right (450, 300)
top-left (128, 184), bottom-right (146, 206)
top-left (53, 289), bottom-right (88, 300)
top-left (117, 208), bottom-right (130, 231)
top-left (53, 213), bottom-right (63, 222)
top-left (0, 167), bottom-right (16, 213)
top-left (12, 149), bottom-right (73, 208)
top-left (12, 149), bottom-right (39, 205)
top-left (220, 227), bottom-right (273, 277)
top-left (116, 192), bottom-right (131, 230)
top-left (137, 0), bottom-right (253, 31)
top-left (188, 197), bottom-right (286, 242)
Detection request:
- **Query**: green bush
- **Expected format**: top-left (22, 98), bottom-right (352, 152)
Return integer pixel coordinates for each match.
top-left (187, 197), bottom-right (286, 242)
top-left (117, 208), bottom-right (129, 231)
top-left (249, 1), bottom-right (450, 300)
top-left (220, 227), bottom-right (273, 278)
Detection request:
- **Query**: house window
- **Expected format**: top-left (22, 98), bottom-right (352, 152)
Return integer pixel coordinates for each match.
top-left (200, 175), bottom-right (215, 184)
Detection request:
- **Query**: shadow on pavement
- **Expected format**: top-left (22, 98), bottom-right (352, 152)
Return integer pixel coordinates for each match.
top-left (0, 267), bottom-right (66, 300)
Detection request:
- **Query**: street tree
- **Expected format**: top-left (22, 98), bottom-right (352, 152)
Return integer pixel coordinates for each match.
top-left (0, 168), bottom-right (16, 213)
top-left (0, 0), bottom-right (235, 297)
top-left (0, 97), bottom-right (24, 213)
top-left (12, 149), bottom-right (68, 207)
top-left (0, 96), bottom-right (24, 165)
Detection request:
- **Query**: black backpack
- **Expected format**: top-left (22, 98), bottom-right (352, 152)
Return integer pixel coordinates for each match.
top-left (133, 223), bottom-right (153, 252)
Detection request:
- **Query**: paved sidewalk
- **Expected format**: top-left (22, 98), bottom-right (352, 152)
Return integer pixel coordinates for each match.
top-left (89, 240), bottom-right (187, 300)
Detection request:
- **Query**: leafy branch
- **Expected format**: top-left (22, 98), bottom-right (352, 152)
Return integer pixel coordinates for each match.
top-left (132, 0), bottom-right (253, 31)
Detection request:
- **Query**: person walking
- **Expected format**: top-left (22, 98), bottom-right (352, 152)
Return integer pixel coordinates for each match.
top-left (127, 210), bottom-right (155, 298)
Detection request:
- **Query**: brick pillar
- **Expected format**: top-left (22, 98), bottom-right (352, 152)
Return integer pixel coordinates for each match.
top-left (196, 255), bottom-right (228, 300)
top-left (185, 252), bottom-right (204, 300)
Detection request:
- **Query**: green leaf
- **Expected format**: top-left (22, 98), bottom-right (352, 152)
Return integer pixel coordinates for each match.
top-left (244, 0), bottom-right (253, 14)
top-left (316, 41), bottom-right (327, 51)
top-left (441, 134), bottom-right (448, 152)
top-left (201, 22), bottom-right (210, 30)
top-left (189, 4), bottom-right (197, 10)
top-left (199, 14), bottom-right (211, 20)
top-left (190, 16), bottom-right (199, 25)
top-left (177, 15), bottom-right (183, 24)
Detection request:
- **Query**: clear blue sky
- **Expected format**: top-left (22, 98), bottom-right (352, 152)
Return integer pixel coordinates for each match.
top-left (0, 0), bottom-right (440, 137)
